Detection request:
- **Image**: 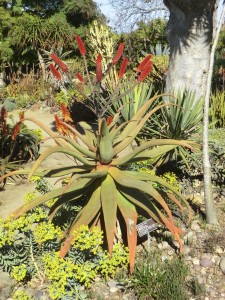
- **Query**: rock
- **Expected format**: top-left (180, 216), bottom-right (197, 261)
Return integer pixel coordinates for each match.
top-left (107, 280), bottom-right (119, 288)
top-left (200, 257), bottom-right (213, 268)
top-left (183, 245), bottom-right (191, 255)
top-left (191, 221), bottom-right (201, 232)
top-left (0, 271), bottom-right (15, 300)
top-left (161, 241), bottom-right (169, 249)
top-left (109, 286), bottom-right (119, 293)
top-left (183, 231), bottom-right (196, 244)
top-left (219, 257), bottom-right (225, 274)
top-left (192, 257), bottom-right (200, 265)
top-left (215, 246), bottom-right (224, 254)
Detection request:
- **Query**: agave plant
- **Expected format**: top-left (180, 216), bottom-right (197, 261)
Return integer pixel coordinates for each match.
top-left (0, 37), bottom-right (195, 271)
top-left (142, 89), bottom-right (203, 165)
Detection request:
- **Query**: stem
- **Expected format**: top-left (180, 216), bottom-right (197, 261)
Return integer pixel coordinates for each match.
top-left (203, 2), bottom-right (225, 224)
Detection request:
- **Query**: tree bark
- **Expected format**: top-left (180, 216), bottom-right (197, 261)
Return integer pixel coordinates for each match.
top-left (164, 0), bottom-right (219, 101)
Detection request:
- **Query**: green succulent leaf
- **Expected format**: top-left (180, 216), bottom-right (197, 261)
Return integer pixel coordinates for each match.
top-left (101, 174), bottom-right (117, 254)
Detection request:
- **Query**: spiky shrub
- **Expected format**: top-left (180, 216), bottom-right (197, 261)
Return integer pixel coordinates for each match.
top-left (142, 89), bottom-right (203, 164)
top-left (0, 37), bottom-right (195, 271)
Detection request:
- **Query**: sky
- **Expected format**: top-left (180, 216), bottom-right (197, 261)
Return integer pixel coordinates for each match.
top-left (95, 0), bottom-right (225, 31)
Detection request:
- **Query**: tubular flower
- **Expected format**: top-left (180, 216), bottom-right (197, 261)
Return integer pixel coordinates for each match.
top-left (119, 57), bottom-right (129, 79)
top-left (11, 122), bottom-right (21, 141)
top-left (50, 53), bottom-right (68, 72)
top-left (49, 64), bottom-right (61, 81)
top-left (75, 36), bottom-right (87, 56)
top-left (96, 54), bottom-right (103, 82)
top-left (112, 43), bottom-right (124, 65)
top-left (136, 54), bottom-right (152, 73)
top-left (75, 73), bottom-right (84, 83)
top-left (137, 62), bottom-right (152, 82)
top-left (61, 104), bottom-right (73, 122)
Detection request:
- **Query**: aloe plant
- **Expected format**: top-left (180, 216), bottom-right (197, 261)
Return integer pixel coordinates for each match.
top-left (0, 37), bottom-right (195, 271)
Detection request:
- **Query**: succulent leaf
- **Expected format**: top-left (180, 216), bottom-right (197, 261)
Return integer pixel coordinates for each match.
top-left (101, 175), bottom-right (117, 254)
top-left (99, 119), bottom-right (114, 164)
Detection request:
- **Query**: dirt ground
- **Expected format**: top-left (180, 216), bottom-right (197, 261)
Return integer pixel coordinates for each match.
top-left (0, 108), bottom-right (73, 219)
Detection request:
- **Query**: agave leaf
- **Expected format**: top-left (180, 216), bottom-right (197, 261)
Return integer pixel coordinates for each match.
top-left (112, 139), bottom-right (196, 166)
top-left (99, 119), bottom-right (114, 164)
top-left (42, 165), bottom-right (93, 177)
top-left (27, 146), bottom-right (95, 181)
top-left (119, 187), bottom-right (162, 224)
top-left (24, 117), bottom-right (71, 148)
top-left (115, 93), bottom-right (167, 142)
top-left (61, 121), bottom-right (97, 152)
top-left (0, 169), bottom-right (43, 183)
top-left (101, 174), bottom-right (117, 254)
top-left (54, 135), bottom-right (96, 159)
top-left (108, 167), bottom-right (174, 221)
top-left (13, 177), bottom-right (93, 218)
top-left (114, 103), bottom-right (170, 154)
top-left (121, 170), bottom-right (191, 219)
top-left (59, 183), bottom-right (101, 257)
top-left (117, 191), bottom-right (137, 273)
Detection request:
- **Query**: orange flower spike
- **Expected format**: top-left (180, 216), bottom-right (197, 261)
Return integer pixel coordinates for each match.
top-left (75, 73), bottom-right (84, 83)
top-left (61, 104), bottom-right (73, 122)
top-left (49, 64), bottom-right (62, 81)
top-left (0, 107), bottom-right (7, 120)
top-left (75, 36), bottom-right (87, 56)
top-left (137, 61), bottom-right (153, 82)
top-left (50, 53), bottom-right (68, 72)
top-left (54, 115), bottom-right (63, 134)
top-left (119, 57), bottom-right (129, 79)
top-left (96, 53), bottom-right (103, 82)
top-left (112, 43), bottom-right (124, 65)
top-left (136, 54), bottom-right (152, 73)
top-left (11, 122), bottom-right (21, 141)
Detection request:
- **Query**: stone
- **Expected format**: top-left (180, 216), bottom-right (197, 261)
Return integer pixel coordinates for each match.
top-left (183, 231), bottom-right (196, 244)
top-left (215, 246), bottom-right (224, 254)
top-left (161, 241), bottom-right (169, 249)
top-left (219, 257), bottom-right (225, 274)
top-left (200, 257), bottom-right (213, 268)
top-left (183, 245), bottom-right (191, 255)
top-left (109, 287), bottom-right (119, 293)
top-left (192, 257), bottom-right (200, 265)
top-left (107, 280), bottom-right (119, 288)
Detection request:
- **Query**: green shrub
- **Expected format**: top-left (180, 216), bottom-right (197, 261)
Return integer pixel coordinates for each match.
top-left (209, 90), bottom-right (225, 128)
top-left (129, 251), bottom-right (189, 300)
top-left (0, 178), bottom-right (129, 299)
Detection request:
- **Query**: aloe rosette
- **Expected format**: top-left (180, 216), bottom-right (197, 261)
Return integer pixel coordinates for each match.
top-left (0, 38), bottom-right (195, 271)
top-left (0, 99), bottom-right (195, 271)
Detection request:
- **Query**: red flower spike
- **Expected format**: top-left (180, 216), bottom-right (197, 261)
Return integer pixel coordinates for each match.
top-left (136, 54), bottom-right (152, 73)
top-left (0, 107), bottom-right (7, 120)
top-left (96, 53), bottom-right (103, 82)
top-left (75, 36), bottom-right (87, 56)
top-left (137, 61), bottom-right (152, 82)
top-left (11, 122), bottom-right (21, 141)
top-left (49, 64), bottom-right (61, 80)
top-left (75, 73), bottom-right (84, 83)
top-left (112, 43), bottom-right (124, 65)
top-left (119, 57), bottom-right (129, 78)
top-left (50, 53), bottom-right (68, 72)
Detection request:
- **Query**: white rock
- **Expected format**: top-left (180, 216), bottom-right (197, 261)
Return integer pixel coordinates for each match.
top-left (219, 257), bottom-right (225, 274)
top-left (192, 258), bottom-right (200, 265)
top-left (110, 287), bottom-right (119, 293)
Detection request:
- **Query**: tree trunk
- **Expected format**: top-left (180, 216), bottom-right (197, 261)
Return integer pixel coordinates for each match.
top-left (164, 0), bottom-right (219, 101)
